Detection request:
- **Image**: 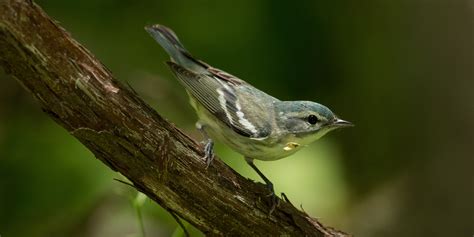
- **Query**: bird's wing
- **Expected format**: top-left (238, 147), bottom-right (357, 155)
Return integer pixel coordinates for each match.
top-left (166, 61), bottom-right (272, 138)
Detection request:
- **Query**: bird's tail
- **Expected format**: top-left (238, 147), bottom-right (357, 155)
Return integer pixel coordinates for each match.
top-left (145, 24), bottom-right (202, 71)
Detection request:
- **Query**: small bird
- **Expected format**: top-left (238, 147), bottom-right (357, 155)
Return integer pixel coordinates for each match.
top-left (145, 24), bottom-right (352, 210)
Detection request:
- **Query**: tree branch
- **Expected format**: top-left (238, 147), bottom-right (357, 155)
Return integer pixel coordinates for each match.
top-left (0, 0), bottom-right (349, 236)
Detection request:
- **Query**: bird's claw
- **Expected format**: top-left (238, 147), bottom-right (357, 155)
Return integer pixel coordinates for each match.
top-left (203, 138), bottom-right (214, 168)
top-left (281, 192), bottom-right (292, 205)
top-left (268, 192), bottom-right (279, 215)
top-left (264, 184), bottom-right (279, 215)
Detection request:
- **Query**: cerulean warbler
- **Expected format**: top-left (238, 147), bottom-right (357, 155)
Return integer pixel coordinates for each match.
top-left (146, 24), bottom-right (352, 209)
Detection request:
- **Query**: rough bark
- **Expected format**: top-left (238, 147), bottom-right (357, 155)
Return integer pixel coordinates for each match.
top-left (0, 0), bottom-right (349, 236)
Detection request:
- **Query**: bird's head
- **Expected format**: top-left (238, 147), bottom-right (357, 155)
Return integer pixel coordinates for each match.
top-left (275, 101), bottom-right (352, 145)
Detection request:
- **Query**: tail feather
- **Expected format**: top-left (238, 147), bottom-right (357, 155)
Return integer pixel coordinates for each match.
top-left (145, 25), bottom-right (187, 63)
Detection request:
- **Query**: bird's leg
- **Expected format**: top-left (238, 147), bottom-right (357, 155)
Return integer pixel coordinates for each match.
top-left (196, 122), bottom-right (214, 168)
top-left (245, 157), bottom-right (279, 214)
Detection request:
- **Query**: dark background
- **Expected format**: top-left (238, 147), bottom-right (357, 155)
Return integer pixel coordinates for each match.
top-left (1, 0), bottom-right (473, 236)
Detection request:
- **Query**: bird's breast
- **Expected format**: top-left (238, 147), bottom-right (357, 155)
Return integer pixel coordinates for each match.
top-left (190, 95), bottom-right (301, 161)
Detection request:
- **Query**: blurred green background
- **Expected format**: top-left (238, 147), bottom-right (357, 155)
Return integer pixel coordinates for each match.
top-left (1, 0), bottom-right (473, 236)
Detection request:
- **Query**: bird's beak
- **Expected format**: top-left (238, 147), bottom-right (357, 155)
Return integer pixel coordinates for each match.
top-left (333, 118), bottom-right (354, 128)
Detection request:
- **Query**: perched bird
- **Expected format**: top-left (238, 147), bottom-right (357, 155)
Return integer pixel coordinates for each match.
top-left (145, 24), bottom-right (352, 210)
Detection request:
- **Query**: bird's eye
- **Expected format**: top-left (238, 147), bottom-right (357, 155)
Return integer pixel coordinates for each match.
top-left (307, 115), bottom-right (319, 125)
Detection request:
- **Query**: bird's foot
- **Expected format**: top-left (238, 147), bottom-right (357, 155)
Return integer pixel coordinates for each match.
top-left (202, 138), bottom-right (214, 168)
top-left (281, 192), bottom-right (293, 205)
top-left (264, 183), bottom-right (280, 215)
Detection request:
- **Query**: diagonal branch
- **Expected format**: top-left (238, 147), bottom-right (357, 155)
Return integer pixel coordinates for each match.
top-left (0, 0), bottom-right (349, 236)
